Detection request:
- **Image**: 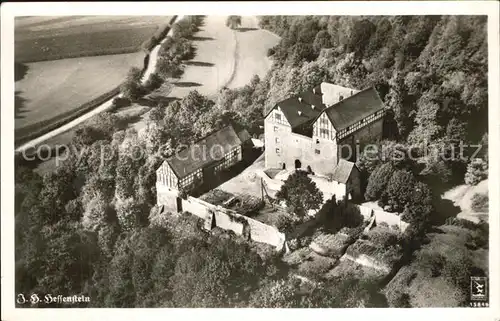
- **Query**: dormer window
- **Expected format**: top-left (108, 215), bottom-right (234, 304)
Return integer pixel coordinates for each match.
top-left (298, 97), bottom-right (302, 102)
top-left (298, 111), bottom-right (303, 116)
top-left (311, 104), bottom-right (316, 110)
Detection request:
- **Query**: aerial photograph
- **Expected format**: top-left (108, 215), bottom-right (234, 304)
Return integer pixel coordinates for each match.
top-left (11, 13), bottom-right (491, 309)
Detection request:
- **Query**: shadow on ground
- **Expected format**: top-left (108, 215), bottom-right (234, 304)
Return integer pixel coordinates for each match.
top-left (191, 149), bottom-right (263, 198)
top-left (174, 81), bottom-right (202, 88)
top-left (15, 91), bottom-right (28, 120)
top-left (184, 61), bottom-right (214, 67)
top-left (237, 27), bottom-right (258, 32)
top-left (15, 62), bottom-right (29, 82)
top-left (189, 36), bottom-right (215, 41)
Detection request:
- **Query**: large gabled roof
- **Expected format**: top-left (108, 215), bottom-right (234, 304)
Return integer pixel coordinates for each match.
top-left (164, 125), bottom-right (250, 179)
top-left (266, 84), bottom-right (385, 132)
top-left (322, 87), bottom-right (385, 131)
top-left (265, 84), bottom-right (327, 129)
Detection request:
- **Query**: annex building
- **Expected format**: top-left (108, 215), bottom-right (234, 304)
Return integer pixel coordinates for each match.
top-left (156, 124), bottom-right (252, 192)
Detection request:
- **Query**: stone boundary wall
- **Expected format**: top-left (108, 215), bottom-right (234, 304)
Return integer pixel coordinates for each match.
top-left (156, 185), bottom-right (286, 250)
top-left (356, 204), bottom-right (409, 232)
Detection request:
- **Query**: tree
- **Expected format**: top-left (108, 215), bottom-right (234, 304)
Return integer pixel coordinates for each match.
top-left (276, 171), bottom-right (323, 217)
top-left (364, 162), bottom-right (394, 201)
top-left (226, 15), bottom-right (242, 30)
top-left (464, 158), bottom-right (488, 185)
top-left (170, 237), bottom-right (266, 307)
top-left (385, 169), bottom-right (417, 212)
top-left (312, 30), bottom-right (333, 54)
top-left (157, 56), bottom-right (184, 78)
top-left (401, 181), bottom-right (433, 226)
top-left (115, 198), bottom-right (149, 231)
top-left (249, 278), bottom-right (301, 308)
top-left (471, 193), bottom-right (488, 212)
top-left (36, 221), bottom-right (100, 302)
top-left (143, 73), bottom-right (163, 91)
top-left (38, 168), bottom-right (77, 225)
top-left (121, 68), bottom-right (145, 101)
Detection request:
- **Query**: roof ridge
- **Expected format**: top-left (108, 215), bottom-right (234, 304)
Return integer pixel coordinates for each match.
top-left (167, 124), bottom-right (238, 160)
top-left (324, 86), bottom-right (373, 110)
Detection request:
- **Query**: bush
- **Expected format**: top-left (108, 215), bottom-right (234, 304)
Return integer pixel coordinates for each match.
top-left (275, 213), bottom-right (298, 233)
top-left (237, 195), bottom-right (265, 216)
top-left (385, 169), bottom-right (416, 212)
top-left (143, 73), bottom-right (164, 91)
top-left (364, 163), bottom-right (394, 201)
top-left (386, 290), bottom-right (412, 308)
top-left (111, 97), bottom-right (132, 110)
top-left (416, 251), bottom-right (446, 277)
top-left (464, 158), bottom-right (488, 185)
top-left (471, 193), bottom-right (488, 212)
top-left (366, 228), bottom-right (399, 247)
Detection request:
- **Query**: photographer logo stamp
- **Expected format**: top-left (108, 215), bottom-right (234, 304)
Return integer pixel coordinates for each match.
top-left (470, 276), bottom-right (488, 302)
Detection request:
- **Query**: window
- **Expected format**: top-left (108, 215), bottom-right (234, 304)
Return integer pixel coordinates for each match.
top-left (275, 137), bottom-right (280, 143)
top-left (315, 149), bottom-right (320, 154)
top-left (316, 139), bottom-right (320, 144)
top-left (274, 126), bottom-right (278, 132)
top-left (320, 128), bottom-right (329, 137)
top-left (321, 118), bottom-right (329, 126)
top-left (276, 148), bottom-right (281, 154)
top-left (275, 113), bottom-right (281, 121)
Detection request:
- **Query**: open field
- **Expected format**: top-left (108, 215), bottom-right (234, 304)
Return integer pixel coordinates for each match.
top-left (15, 53), bottom-right (144, 132)
top-left (29, 15), bottom-right (280, 174)
top-left (15, 16), bottom-right (174, 62)
top-left (164, 15), bottom-right (280, 99)
top-left (134, 16), bottom-right (280, 136)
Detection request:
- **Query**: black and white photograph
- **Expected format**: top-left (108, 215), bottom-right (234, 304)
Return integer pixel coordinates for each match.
top-left (1, 1), bottom-right (499, 320)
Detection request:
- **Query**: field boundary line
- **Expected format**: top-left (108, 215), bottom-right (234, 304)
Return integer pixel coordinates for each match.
top-left (15, 15), bottom-right (180, 153)
top-left (221, 28), bottom-right (239, 89)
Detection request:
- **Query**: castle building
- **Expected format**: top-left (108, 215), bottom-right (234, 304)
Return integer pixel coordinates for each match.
top-left (264, 82), bottom-right (385, 178)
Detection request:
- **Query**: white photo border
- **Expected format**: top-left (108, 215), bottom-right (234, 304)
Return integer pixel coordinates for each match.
top-left (1, 2), bottom-right (499, 321)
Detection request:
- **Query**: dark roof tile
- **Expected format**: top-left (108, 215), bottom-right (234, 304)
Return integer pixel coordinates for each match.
top-left (165, 125), bottom-right (249, 178)
top-left (323, 87), bottom-right (385, 130)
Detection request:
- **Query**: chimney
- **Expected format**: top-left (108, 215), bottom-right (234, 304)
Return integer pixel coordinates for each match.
top-left (298, 97), bottom-right (302, 102)
top-left (350, 90), bottom-right (353, 96)
top-left (298, 111), bottom-right (303, 116)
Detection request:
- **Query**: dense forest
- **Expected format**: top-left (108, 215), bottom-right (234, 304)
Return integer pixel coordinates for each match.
top-left (15, 15), bottom-right (488, 308)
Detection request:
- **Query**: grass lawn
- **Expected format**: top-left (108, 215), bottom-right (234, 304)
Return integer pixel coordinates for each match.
top-left (15, 53), bottom-right (145, 132)
top-left (15, 16), bottom-right (174, 62)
